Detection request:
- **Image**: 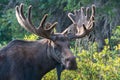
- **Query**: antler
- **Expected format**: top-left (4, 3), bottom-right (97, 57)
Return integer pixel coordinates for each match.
top-left (15, 3), bottom-right (57, 39)
top-left (62, 5), bottom-right (95, 40)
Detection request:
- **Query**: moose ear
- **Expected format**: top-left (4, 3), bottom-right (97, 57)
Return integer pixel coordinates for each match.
top-left (50, 35), bottom-right (57, 41)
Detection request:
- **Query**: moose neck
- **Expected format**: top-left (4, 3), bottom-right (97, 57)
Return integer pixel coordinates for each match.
top-left (37, 39), bottom-right (59, 79)
top-left (0, 39), bottom-right (59, 80)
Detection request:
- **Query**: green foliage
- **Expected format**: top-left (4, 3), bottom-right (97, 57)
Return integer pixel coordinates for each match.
top-left (0, 9), bottom-right (13, 43)
top-left (24, 34), bottom-right (39, 40)
top-left (42, 43), bottom-right (120, 80)
top-left (0, 3), bottom-right (33, 44)
top-left (0, 41), bottom-right (7, 48)
top-left (0, 0), bottom-right (8, 5)
top-left (0, 9), bottom-right (22, 43)
top-left (111, 26), bottom-right (120, 47)
top-left (64, 0), bottom-right (91, 11)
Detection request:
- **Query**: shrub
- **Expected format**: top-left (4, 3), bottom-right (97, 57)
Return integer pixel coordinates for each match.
top-left (111, 26), bottom-right (120, 49)
top-left (42, 43), bottom-right (120, 80)
top-left (24, 34), bottom-right (39, 41)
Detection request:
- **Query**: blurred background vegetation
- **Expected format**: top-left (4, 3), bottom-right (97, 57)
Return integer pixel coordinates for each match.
top-left (0, 0), bottom-right (120, 80)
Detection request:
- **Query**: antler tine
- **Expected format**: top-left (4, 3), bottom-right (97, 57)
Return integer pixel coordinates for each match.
top-left (68, 13), bottom-right (76, 24)
top-left (85, 7), bottom-right (90, 20)
top-left (61, 13), bottom-right (76, 34)
top-left (67, 24), bottom-right (87, 39)
top-left (16, 3), bottom-right (57, 39)
top-left (62, 4), bottom-right (95, 40)
top-left (16, 3), bottom-right (37, 34)
top-left (15, 6), bottom-right (25, 28)
top-left (37, 14), bottom-right (48, 31)
top-left (87, 5), bottom-right (95, 30)
top-left (92, 5), bottom-right (95, 16)
top-left (19, 4), bottom-right (26, 20)
top-left (26, 5), bottom-right (37, 33)
top-left (37, 14), bottom-right (58, 36)
top-left (81, 7), bottom-right (85, 20)
top-left (45, 22), bottom-right (58, 31)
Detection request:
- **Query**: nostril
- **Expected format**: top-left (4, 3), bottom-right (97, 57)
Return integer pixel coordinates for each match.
top-left (65, 58), bottom-right (69, 62)
top-left (65, 56), bottom-right (76, 62)
top-left (64, 56), bottom-right (77, 70)
top-left (71, 56), bottom-right (76, 60)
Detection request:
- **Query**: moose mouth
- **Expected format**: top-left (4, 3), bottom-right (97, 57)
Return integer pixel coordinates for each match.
top-left (65, 62), bottom-right (77, 70)
top-left (65, 65), bottom-right (77, 70)
top-left (63, 59), bottom-right (78, 70)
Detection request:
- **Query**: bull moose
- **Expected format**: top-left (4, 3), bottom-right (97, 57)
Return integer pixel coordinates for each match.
top-left (0, 3), bottom-right (95, 80)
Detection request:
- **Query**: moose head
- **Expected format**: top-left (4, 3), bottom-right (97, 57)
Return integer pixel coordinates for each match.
top-left (0, 3), bottom-right (95, 80)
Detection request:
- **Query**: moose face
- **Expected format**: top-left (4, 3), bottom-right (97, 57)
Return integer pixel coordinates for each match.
top-left (52, 33), bottom-right (77, 70)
